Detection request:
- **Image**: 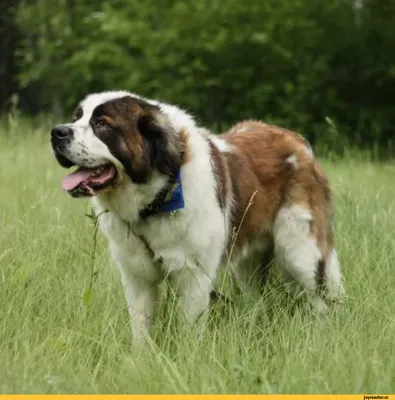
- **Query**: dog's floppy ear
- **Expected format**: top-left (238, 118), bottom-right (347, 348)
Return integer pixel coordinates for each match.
top-left (137, 111), bottom-right (182, 178)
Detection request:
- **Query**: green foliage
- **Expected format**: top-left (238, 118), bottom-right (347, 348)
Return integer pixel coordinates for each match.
top-left (15, 0), bottom-right (395, 149)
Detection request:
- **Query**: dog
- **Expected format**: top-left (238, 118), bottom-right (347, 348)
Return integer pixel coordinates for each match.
top-left (50, 91), bottom-right (345, 342)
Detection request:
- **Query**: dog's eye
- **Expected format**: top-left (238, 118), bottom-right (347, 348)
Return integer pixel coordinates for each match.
top-left (95, 118), bottom-right (106, 127)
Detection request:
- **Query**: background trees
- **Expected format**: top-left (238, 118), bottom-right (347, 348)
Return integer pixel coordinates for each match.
top-left (2, 0), bottom-right (394, 150)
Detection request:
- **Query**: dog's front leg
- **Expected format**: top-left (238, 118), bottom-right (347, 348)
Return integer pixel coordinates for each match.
top-left (170, 266), bottom-right (213, 332)
top-left (120, 272), bottom-right (159, 344)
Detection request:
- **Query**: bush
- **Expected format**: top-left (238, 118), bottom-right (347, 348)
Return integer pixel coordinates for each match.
top-left (14, 0), bottom-right (395, 150)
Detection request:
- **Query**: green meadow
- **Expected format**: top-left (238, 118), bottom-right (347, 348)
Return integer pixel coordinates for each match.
top-left (1, 121), bottom-right (395, 393)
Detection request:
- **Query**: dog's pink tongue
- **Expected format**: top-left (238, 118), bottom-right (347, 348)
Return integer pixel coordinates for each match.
top-left (61, 168), bottom-right (92, 190)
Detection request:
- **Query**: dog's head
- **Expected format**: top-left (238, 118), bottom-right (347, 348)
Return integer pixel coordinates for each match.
top-left (51, 92), bottom-right (182, 197)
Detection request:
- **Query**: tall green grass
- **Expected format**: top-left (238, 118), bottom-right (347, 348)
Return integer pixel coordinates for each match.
top-left (1, 121), bottom-right (395, 393)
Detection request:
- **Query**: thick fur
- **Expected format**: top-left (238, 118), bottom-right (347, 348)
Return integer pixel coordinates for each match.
top-left (51, 91), bottom-right (345, 342)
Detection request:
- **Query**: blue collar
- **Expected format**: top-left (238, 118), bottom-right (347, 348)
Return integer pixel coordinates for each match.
top-left (139, 171), bottom-right (185, 220)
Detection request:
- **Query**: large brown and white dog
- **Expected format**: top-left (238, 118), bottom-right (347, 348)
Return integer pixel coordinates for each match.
top-left (51, 91), bottom-right (344, 342)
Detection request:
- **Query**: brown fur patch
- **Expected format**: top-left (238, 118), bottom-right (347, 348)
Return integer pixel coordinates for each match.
top-left (220, 121), bottom-right (332, 262)
top-left (230, 120), bottom-right (312, 152)
top-left (179, 129), bottom-right (191, 165)
top-left (90, 96), bottom-right (183, 183)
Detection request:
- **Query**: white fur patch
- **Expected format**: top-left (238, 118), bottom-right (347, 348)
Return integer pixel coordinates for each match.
top-left (211, 136), bottom-right (232, 152)
top-left (325, 250), bottom-right (345, 300)
top-left (285, 154), bottom-right (298, 169)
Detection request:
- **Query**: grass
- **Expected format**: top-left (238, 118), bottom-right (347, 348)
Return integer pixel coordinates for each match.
top-left (1, 120), bottom-right (395, 394)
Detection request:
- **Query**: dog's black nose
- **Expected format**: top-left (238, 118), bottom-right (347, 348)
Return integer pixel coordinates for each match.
top-left (51, 125), bottom-right (73, 140)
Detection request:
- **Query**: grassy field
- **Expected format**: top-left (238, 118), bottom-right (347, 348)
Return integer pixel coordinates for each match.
top-left (1, 120), bottom-right (395, 394)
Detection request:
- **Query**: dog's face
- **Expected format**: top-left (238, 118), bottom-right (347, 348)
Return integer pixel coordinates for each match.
top-left (51, 92), bottom-right (181, 197)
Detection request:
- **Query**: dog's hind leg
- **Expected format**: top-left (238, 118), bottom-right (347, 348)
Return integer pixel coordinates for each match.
top-left (324, 249), bottom-right (345, 302)
top-left (273, 204), bottom-right (328, 312)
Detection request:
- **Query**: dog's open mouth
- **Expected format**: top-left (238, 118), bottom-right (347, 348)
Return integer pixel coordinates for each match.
top-left (61, 164), bottom-right (117, 197)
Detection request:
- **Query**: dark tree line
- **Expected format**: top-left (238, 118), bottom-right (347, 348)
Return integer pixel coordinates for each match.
top-left (1, 0), bottom-right (395, 152)
top-left (1, 1), bottom-right (20, 111)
